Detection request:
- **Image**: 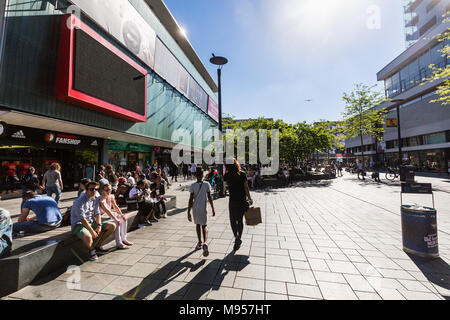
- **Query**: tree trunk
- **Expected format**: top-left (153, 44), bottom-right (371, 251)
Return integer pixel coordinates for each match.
top-left (360, 133), bottom-right (365, 170)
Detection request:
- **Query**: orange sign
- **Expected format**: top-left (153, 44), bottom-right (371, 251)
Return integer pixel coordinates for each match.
top-left (386, 118), bottom-right (398, 128)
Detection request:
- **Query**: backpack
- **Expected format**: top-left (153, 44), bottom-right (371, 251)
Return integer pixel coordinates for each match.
top-left (61, 207), bottom-right (72, 227)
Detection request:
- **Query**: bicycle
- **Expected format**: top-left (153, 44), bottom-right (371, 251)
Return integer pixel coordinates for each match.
top-left (385, 167), bottom-right (399, 181)
top-left (357, 170), bottom-right (366, 180)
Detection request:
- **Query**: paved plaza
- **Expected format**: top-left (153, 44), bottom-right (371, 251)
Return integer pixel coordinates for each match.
top-left (2, 173), bottom-right (449, 300)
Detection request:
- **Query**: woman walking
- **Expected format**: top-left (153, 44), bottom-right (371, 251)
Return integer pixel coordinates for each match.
top-left (224, 159), bottom-right (253, 251)
top-left (42, 163), bottom-right (63, 203)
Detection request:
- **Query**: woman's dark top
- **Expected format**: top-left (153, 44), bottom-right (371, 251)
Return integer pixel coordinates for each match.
top-left (22, 173), bottom-right (39, 190)
top-left (150, 182), bottom-right (165, 198)
top-left (224, 171), bottom-right (247, 202)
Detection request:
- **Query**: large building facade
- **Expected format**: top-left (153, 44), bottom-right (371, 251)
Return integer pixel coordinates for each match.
top-left (404, 0), bottom-right (450, 48)
top-left (0, 0), bottom-right (219, 188)
top-left (345, 0), bottom-right (450, 174)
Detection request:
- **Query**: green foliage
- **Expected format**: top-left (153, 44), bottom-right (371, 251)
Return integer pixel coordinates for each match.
top-left (222, 116), bottom-right (335, 165)
top-left (342, 83), bottom-right (388, 141)
top-left (341, 83), bottom-right (389, 165)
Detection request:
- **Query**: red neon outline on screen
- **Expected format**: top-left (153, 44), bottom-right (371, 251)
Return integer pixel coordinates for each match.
top-left (56, 14), bottom-right (147, 122)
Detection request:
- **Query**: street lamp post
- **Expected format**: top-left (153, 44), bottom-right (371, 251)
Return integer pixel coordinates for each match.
top-left (392, 99), bottom-right (405, 167)
top-left (210, 54), bottom-right (228, 132)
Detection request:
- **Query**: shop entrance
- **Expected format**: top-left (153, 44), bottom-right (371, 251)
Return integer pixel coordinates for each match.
top-left (44, 148), bottom-right (99, 190)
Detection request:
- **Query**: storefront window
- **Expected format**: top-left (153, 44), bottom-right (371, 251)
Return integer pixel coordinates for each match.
top-left (424, 132), bottom-right (446, 145)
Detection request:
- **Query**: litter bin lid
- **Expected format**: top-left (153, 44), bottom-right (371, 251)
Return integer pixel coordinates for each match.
top-left (401, 205), bottom-right (436, 213)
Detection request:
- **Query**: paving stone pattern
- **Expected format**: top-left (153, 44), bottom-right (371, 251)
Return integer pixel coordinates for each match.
top-left (4, 174), bottom-right (450, 300)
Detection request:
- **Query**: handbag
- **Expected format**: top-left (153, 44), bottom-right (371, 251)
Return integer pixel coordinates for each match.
top-left (244, 207), bottom-right (262, 226)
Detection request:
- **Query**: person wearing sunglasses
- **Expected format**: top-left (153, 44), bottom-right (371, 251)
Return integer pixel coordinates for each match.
top-left (71, 182), bottom-right (116, 261)
top-left (99, 184), bottom-right (133, 250)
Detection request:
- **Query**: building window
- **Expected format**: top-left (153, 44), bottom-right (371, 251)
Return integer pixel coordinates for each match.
top-left (419, 16), bottom-right (437, 36)
top-left (419, 49), bottom-right (432, 78)
top-left (424, 132), bottom-right (446, 145)
top-left (431, 41), bottom-right (446, 68)
top-left (426, 0), bottom-right (441, 13)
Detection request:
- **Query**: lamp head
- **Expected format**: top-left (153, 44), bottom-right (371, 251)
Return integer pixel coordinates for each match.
top-left (210, 54), bottom-right (228, 66)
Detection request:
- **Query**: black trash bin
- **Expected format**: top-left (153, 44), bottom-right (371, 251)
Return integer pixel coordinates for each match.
top-left (401, 205), bottom-right (439, 258)
top-left (400, 165), bottom-right (415, 182)
top-left (400, 182), bottom-right (439, 259)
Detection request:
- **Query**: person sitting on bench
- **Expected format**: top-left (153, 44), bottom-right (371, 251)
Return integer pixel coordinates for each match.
top-left (71, 182), bottom-right (116, 261)
top-left (0, 208), bottom-right (12, 258)
top-left (150, 174), bottom-right (167, 219)
top-left (129, 181), bottom-right (156, 227)
top-left (13, 191), bottom-right (63, 237)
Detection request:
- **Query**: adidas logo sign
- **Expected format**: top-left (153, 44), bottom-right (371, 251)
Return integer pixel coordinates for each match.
top-left (12, 130), bottom-right (26, 139)
top-left (91, 140), bottom-right (98, 146)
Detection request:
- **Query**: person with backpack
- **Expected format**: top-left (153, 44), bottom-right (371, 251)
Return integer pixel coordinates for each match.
top-left (21, 166), bottom-right (41, 195)
top-left (187, 167), bottom-right (216, 257)
top-left (224, 159), bottom-right (253, 251)
top-left (0, 208), bottom-right (12, 258)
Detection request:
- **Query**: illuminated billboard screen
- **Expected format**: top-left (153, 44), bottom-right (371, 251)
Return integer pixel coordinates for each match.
top-left (56, 14), bottom-right (147, 122)
top-left (73, 28), bottom-right (146, 116)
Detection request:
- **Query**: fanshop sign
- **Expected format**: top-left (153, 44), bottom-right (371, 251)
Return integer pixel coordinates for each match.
top-left (55, 134), bottom-right (82, 145)
top-left (0, 123), bottom-right (99, 149)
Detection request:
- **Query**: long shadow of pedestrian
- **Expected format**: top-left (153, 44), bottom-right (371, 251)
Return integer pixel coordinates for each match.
top-left (114, 250), bottom-right (249, 300)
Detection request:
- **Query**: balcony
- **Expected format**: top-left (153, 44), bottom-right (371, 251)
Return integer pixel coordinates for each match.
top-left (405, 15), bottom-right (419, 27)
top-left (404, 0), bottom-right (423, 13)
top-left (406, 30), bottom-right (420, 42)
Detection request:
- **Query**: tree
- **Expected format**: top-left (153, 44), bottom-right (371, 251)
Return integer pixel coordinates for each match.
top-left (220, 117), bottom-right (335, 167)
top-left (422, 12), bottom-right (450, 105)
top-left (341, 83), bottom-right (388, 168)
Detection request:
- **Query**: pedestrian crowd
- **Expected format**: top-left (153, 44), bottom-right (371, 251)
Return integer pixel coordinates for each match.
top-left (0, 158), bottom-right (257, 263)
top-left (0, 161), bottom-right (179, 261)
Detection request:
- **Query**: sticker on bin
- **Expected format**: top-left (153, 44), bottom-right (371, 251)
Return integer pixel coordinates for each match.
top-left (424, 234), bottom-right (438, 249)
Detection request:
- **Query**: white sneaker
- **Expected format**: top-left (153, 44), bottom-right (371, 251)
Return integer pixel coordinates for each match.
top-left (163, 213), bottom-right (167, 219)
top-left (138, 223), bottom-right (148, 228)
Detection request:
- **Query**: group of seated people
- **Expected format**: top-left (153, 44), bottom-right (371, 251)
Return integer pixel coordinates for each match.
top-left (0, 169), bottom-right (170, 262)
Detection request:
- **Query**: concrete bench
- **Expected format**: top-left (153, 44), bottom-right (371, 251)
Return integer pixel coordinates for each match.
top-left (0, 196), bottom-right (176, 297)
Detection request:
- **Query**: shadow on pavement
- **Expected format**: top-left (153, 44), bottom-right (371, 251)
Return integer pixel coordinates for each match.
top-left (167, 208), bottom-right (188, 217)
top-left (252, 181), bottom-right (335, 193)
top-left (408, 254), bottom-right (450, 299)
top-left (114, 251), bottom-right (249, 300)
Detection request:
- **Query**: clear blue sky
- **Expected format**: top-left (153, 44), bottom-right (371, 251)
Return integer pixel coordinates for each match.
top-left (165, 0), bottom-right (406, 124)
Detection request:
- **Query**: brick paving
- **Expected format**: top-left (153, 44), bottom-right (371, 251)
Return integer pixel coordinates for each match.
top-left (2, 173), bottom-right (449, 300)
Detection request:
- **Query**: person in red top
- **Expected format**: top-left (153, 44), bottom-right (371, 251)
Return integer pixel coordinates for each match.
top-left (18, 163), bottom-right (31, 177)
top-left (3, 162), bottom-right (18, 194)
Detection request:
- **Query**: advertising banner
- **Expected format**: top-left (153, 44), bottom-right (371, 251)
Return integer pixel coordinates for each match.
top-left (207, 96), bottom-right (219, 123)
top-left (189, 78), bottom-right (208, 112)
top-left (178, 66), bottom-right (190, 96)
top-left (154, 39), bottom-right (180, 89)
top-left (70, 0), bottom-right (156, 69)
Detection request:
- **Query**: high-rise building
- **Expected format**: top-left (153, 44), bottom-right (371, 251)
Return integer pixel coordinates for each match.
top-left (404, 0), bottom-right (450, 48)
top-left (345, 0), bottom-right (450, 174)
